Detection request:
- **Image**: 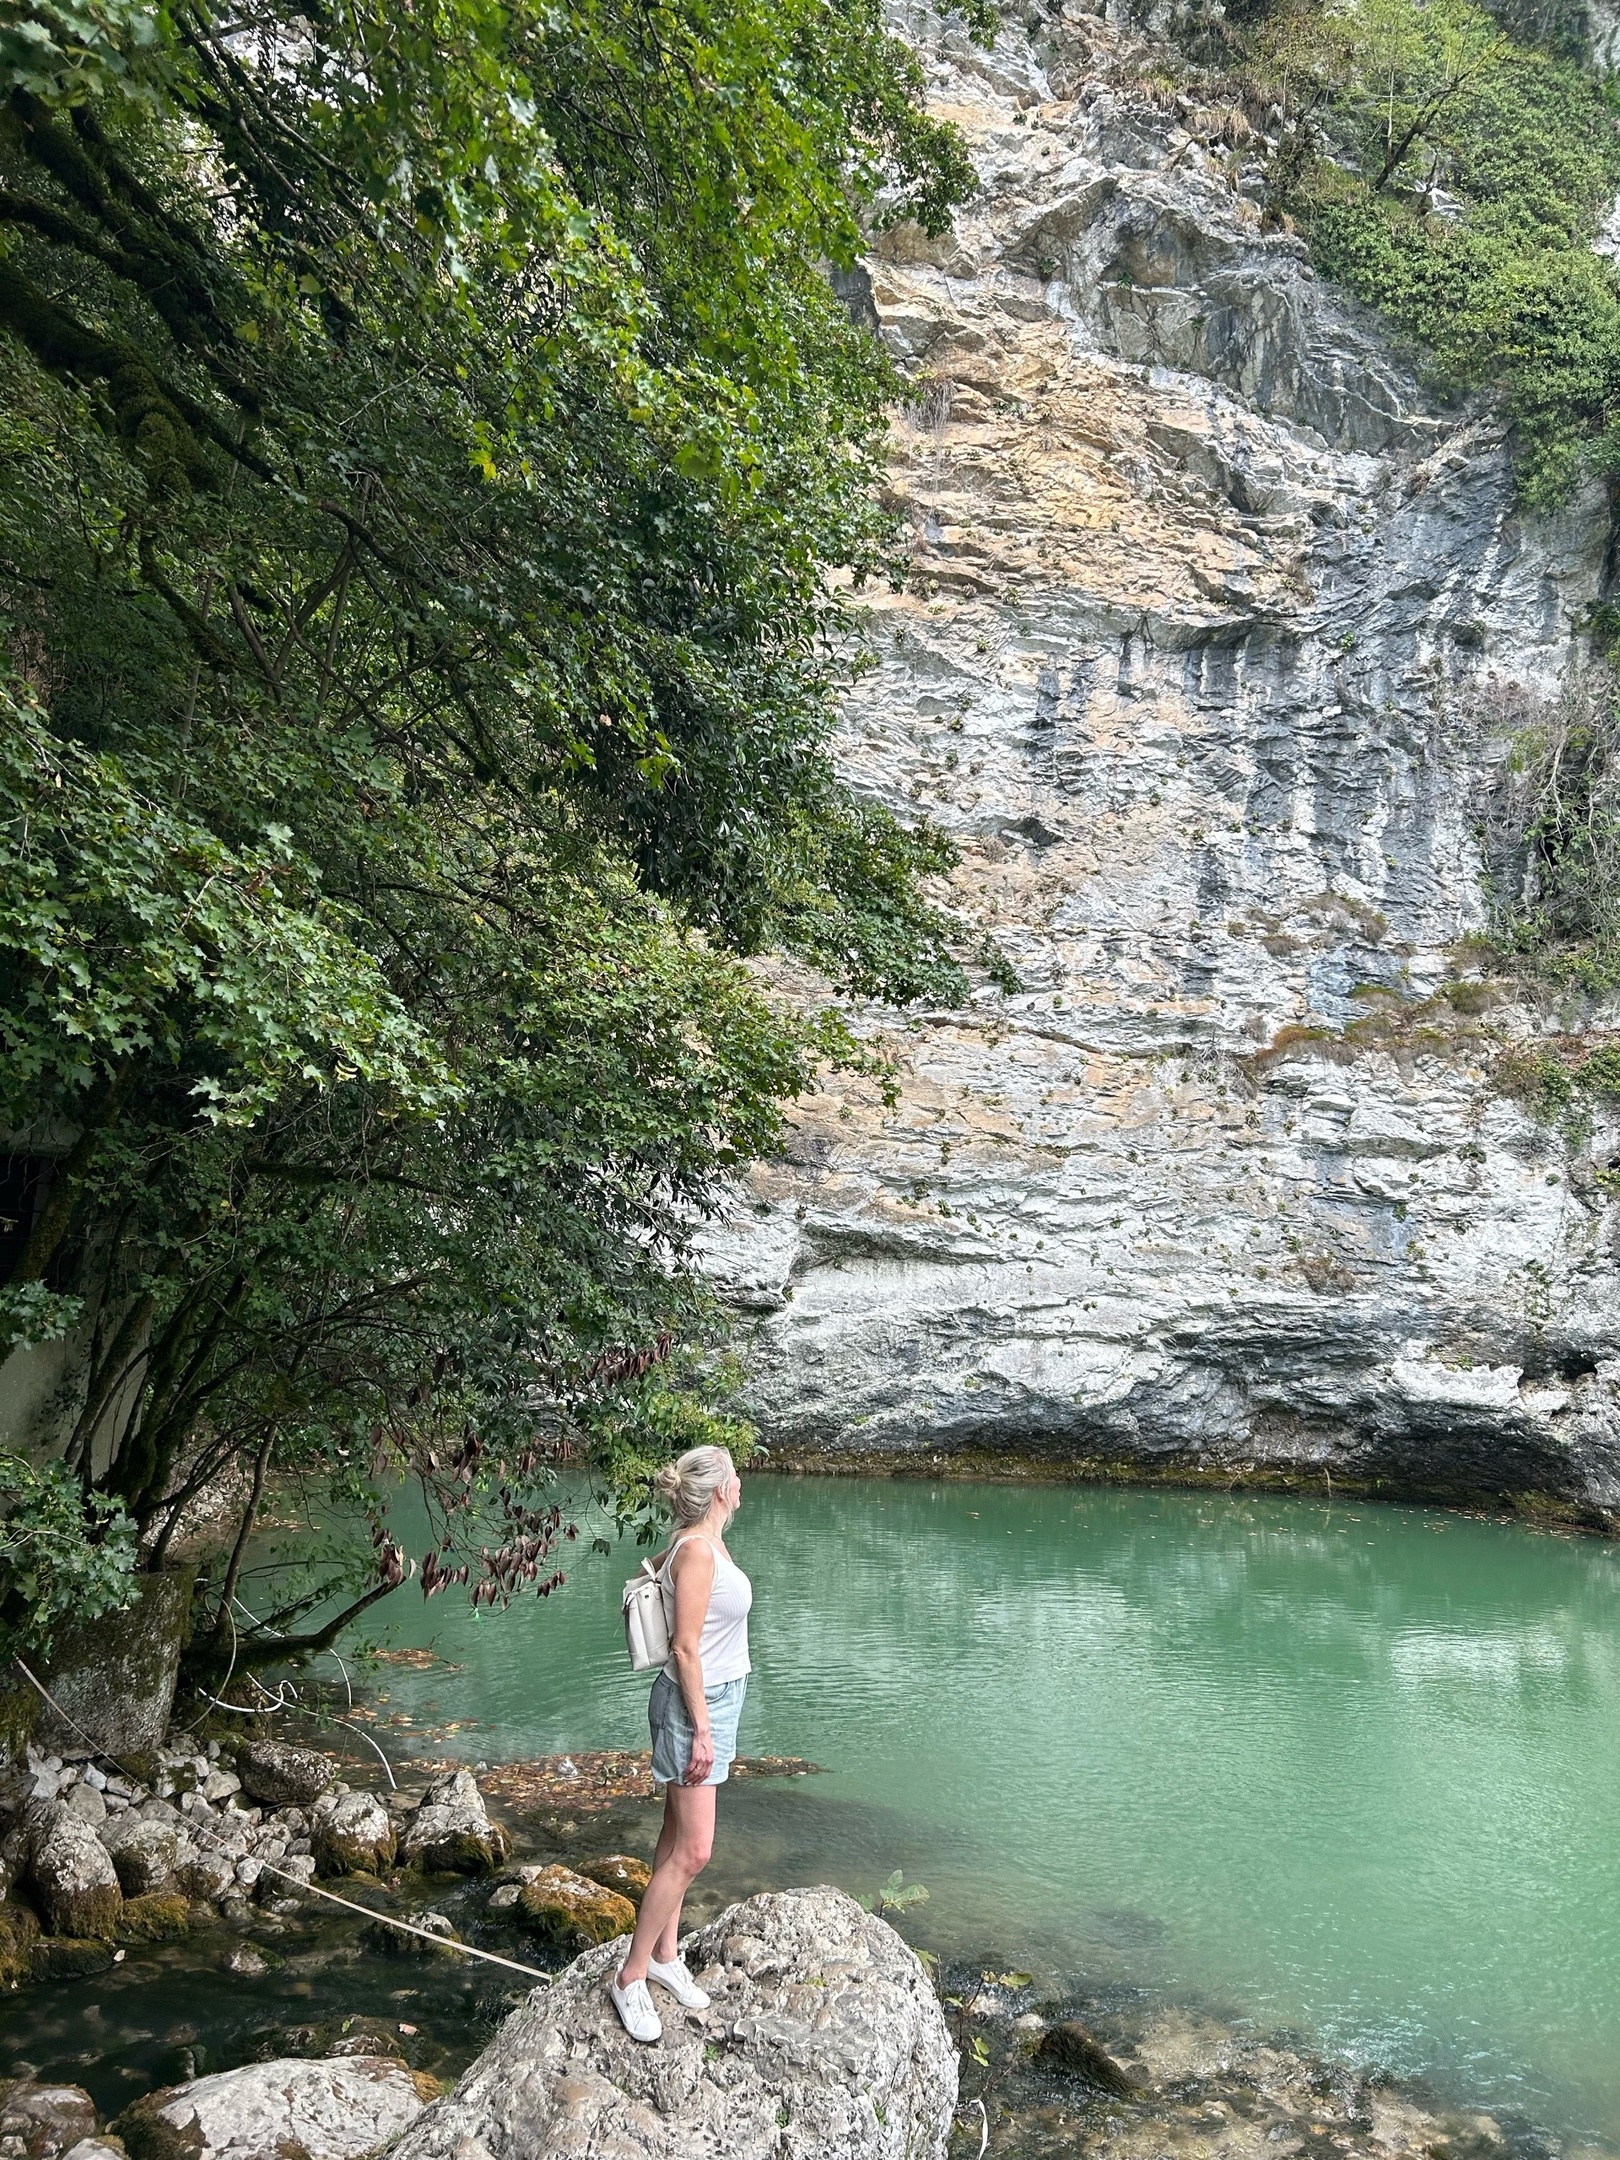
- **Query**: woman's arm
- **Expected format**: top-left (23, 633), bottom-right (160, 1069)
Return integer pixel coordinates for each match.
top-left (668, 1539), bottom-right (717, 1784)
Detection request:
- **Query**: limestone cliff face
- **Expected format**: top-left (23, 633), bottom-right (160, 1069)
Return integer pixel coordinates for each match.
top-left (702, 2), bottom-right (1620, 1517)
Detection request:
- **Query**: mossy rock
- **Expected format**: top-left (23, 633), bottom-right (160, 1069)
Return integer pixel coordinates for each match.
top-left (115, 1893), bottom-right (190, 1944)
top-left (1034, 2022), bottom-right (1141, 2095)
top-left (517, 1864), bottom-right (634, 1949)
top-left (0, 1903), bottom-right (41, 1987)
top-left (577, 1854), bottom-right (651, 1907)
top-left (29, 1937), bottom-right (115, 1983)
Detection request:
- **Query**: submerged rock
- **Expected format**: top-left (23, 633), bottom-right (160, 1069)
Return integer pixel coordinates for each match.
top-left (515, 1863), bottom-right (635, 1949)
top-left (26, 1807), bottom-right (122, 1939)
top-left (358, 1909), bottom-right (458, 1959)
top-left (115, 2057), bottom-right (429, 2160)
top-left (310, 1792), bottom-right (394, 1878)
top-left (28, 1939), bottom-right (114, 1983)
top-left (1035, 2021), bottom-right (1141, 2095)
top-left (0, 2081), bottom-right (98, 2160)
top-left (397, 1771), bottom-right (507, 1876)
top-left (576, 1853), bottom-right (652, 1906)
top-left (232, 1743), bottom-right (332, 1810)
top-left (391, 1885), bottom-right (957, 2160)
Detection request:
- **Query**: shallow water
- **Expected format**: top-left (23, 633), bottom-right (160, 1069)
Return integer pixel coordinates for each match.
top-left (340, 1478), bottom-right (1620, 2142)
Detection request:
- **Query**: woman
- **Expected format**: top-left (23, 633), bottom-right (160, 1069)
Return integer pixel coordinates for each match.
top-left (610, 1443), bottom-right (751, 2044)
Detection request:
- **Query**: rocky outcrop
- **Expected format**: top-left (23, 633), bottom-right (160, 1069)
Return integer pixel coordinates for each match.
top-left (115, 2057), bottom-right (429, 2160)
top-left (577, 1854), bottom-right (652, 1905)
top-left (397, 1770), bottom-right (508, 1876)
top-left (392, 1886), bottom-right (957, 2160)
top-left (704, 0), bottom-right (1620, 1519)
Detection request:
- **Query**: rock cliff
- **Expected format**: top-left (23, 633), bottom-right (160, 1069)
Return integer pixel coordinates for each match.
top-left (703, 0), bottom-right (1620, 1519)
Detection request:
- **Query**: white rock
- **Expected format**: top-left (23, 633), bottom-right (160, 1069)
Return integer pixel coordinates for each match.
top-left (122, 2057), bottom-right (427, 2160)
top-left (390, 1886), bottom-right (955, 2160)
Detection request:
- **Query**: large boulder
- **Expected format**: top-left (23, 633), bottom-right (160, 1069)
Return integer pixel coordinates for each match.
top-left (311, 1792), bottom-right (394, 1878)
top-left (515, 1864), bottom-right (635, 1949)
top-left (99, 1816), bottom-right (179, 1897)
top-left (391, 1886), bottom-right (957, 2160)
top-left (232, 1741), bottom-right (333, 1809)
top-left (115, 2057), bottom-right (429, 2160)
top-left (26, 1807), bottom-right (122, 1938)
top-left (396, 1771), bottom-right (507, 1876)
top-left (32, 1569), bottom-right (195, 1758)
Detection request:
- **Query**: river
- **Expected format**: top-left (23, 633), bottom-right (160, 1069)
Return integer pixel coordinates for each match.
top-left (6, 1476), bottom-right (1619, 2144)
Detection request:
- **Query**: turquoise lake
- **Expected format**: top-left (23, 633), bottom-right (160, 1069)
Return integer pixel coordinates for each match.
top-left (346, 1476), bottom-right (1620, 2143)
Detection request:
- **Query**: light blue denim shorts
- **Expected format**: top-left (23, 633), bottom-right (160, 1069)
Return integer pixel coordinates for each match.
top-left (649, 1670), bottom-right (748, 1787)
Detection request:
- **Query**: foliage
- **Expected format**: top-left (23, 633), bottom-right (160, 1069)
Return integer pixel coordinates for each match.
top-left (0, 1451), bottom-right (137, 1660)
top-left (1487, 669), bottom-right (1620, 986)
top-left (1254, 0), bottom-right (1620, 502)
top-left (857, 1867), bottom-right (931, 1914)
top-left (0, 0), bottom-right (988, 1660)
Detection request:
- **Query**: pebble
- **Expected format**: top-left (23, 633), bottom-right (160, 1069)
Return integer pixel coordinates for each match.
top-left (81, 1766), bottom-right (107, 1792)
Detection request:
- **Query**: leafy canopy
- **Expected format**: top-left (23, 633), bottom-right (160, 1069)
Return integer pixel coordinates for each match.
top-left (0, 0), bottom-right (991, 1660)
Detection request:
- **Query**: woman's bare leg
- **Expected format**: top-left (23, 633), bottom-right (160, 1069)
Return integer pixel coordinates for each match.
top-left (618, 1783), bottom-right (715, 1984)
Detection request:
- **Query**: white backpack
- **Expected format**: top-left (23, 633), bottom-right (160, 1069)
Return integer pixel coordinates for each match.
top-left (622, 1555), bottom-right (672, 1671)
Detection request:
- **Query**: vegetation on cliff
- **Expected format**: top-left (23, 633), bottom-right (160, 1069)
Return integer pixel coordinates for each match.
top-left (0, 0), bottom-right (984, 1663)
top-left (1251, 0), bottom-right (1620, 504)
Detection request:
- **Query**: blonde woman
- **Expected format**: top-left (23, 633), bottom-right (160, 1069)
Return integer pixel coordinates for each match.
top-left (610, 1443), bottom-right (751, 2043)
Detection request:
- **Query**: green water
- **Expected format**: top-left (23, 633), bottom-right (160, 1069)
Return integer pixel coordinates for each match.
top-left (354, 1478), bottom-right (1620, 2141)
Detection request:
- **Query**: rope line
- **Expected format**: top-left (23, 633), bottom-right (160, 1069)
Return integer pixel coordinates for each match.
top-left (9, 1655), bottom-right (552, 1983)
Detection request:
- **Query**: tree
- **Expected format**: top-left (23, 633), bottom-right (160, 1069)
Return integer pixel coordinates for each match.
top-left (0, 0), bottom-right (992, 1668)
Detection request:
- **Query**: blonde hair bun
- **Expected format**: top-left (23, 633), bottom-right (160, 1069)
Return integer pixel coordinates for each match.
top-left (656, 1444), bottom-right (737, 1526)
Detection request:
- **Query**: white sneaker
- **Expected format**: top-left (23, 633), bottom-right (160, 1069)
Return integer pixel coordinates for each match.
top-left (610, 1972), bottom-right (662, 2043)
top-left (648, 1954), bottom-right (711, 2010)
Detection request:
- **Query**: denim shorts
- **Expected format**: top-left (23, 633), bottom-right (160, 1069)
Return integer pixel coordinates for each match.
top-left (649, 1670), bottom-right (748, 1787)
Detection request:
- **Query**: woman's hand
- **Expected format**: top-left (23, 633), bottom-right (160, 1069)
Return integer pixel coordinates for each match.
top-left (685, 1726), bottom-right (715, 1785)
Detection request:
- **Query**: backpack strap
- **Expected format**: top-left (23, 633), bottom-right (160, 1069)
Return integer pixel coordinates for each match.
top-left (658, 1530), bottom-right (713, 1580)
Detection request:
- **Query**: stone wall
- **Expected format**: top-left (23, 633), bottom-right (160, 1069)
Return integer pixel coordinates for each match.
top-left (700, 1), bottom-right (1620, 1518)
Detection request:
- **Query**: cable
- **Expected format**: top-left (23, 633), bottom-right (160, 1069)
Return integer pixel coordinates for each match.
top-left (9, 1655), bottom-right (550, 1983)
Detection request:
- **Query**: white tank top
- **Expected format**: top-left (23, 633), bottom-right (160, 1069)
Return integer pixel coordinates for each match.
top-left (661, 1533), bottom-right (752, 1685)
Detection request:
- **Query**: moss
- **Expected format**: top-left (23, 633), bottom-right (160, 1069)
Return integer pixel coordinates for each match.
top-left (0, 1686), bottom-right (38, 1771)
top-left (1036, 2022), bottom-right (1141, 2094)
top-left (577, 1855), bottom-right (651, 1906)
top-left (113, 2098), bottom-right (205, 2160)
top-left (115, 1893), bottom-right (189, 1944)
top-left (517, 1865), bottom-right (635, 1948)
top-left (30, 1936), bottom-right (114, 1982)
top-left (0, 1903), bottom-right (40, 1988)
